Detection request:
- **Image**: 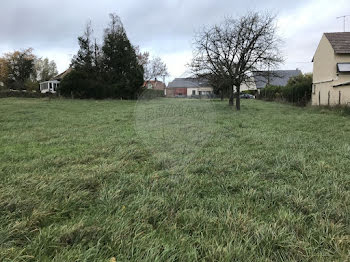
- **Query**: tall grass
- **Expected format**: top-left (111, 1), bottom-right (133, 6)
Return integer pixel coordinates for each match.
top-left (0, 98), bottom-right (349, 261)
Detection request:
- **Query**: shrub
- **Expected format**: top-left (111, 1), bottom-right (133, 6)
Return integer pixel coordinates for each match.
top-left (241, 90), bottom-right (258, 96)
top-left (259, 85), bottom-right (283, 101)
top-left (139, 89), bottom-right (165, 99)
top-left (258, 74), bottom-right (312, 106)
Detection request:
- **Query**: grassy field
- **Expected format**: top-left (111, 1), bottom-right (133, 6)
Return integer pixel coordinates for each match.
top-left (0, 98), bottom-right (349, 261)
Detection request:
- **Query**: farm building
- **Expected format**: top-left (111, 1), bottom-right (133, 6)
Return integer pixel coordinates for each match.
top-left (166, 78), bottom-right (214, 98)
top-left (312, 32), bottom-right (350, 106)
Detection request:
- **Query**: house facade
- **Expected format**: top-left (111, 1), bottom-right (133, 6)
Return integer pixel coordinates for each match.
top-left (237, 78), bottom-right (257, 92)
top-left (166, 78), bottom-right (214, 98)
top-left (312, 32), bottom-right (350, 106)
top-left (143, 79), bottom-right (166, 91)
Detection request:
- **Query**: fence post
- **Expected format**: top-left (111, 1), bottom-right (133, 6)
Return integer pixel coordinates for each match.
top-left (328, 91), bottom-right (330, 106)
top-left (319, 91), bottom-right (321, 106)
top-left (339, 91), bottom-right (341, 105)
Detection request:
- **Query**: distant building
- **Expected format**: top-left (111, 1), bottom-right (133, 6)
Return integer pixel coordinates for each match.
top-left (39, 68), bottom-right (72, 94)
top-left (238, 78), bottom-right (257, 92)
top-left (252, 69), bottom-right (302, 90)
top-left (166, 78), bottom-right (213, 98)
top-left (143, 79), bottom-right (166, 93)
top-left (312, 32), bottom-right (350, 106)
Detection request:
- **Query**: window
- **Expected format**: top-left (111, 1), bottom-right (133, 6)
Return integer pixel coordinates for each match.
top-left (199, 91), bottom-right (202, 95)
top-left (337, 63), bottom-right (350, 73)
top-left (192, 90), bottom-right (196, 95)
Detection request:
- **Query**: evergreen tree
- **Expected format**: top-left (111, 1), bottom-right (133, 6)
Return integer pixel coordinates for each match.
top-left (71, 21), bottom-right (94, 73)
top-left (62, 21), bottom-right (104, 98)
top-left (102, 13), bottom-right (144, 99)
top-left (61, 13), bottom-right (143, 99)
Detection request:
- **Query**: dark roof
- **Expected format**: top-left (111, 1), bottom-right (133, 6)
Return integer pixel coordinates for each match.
top-left (52, 68), bottom-right (73, 81)
top-left (324, 32), bottom-right (350, 54)
top-left (167, 78), bottom-right (211, 88)
top-left (253, 70), bottom-right (302, 89)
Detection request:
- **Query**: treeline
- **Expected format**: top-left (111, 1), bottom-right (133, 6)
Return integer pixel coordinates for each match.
top-left (258, 74), bottom-right (312, 106)
top-left (0, 49), bottom-right (57, 91)
top-left (1, 13), bottom-right (169, 100)
top-left (61, 14), bottom-right (143, 99)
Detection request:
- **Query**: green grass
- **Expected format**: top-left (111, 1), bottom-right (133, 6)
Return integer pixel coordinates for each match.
top-left (0, 98), bottom-right (349, 261)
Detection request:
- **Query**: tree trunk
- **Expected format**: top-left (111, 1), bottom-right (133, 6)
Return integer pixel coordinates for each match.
top-left (229, 86), bottom-right (234, 106)
top-left (236, 86), bottom-right (241, 111)
top-left (220, 90), bottom-right (224, 101)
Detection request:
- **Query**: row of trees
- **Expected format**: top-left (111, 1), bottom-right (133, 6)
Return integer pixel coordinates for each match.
top-left (0, 13), bottom-right (168, 99)
top-left (190, 12), bottom-right (283, 110)
top-left (60, 14), bottom-right (168, 99)
top-left (0, 49), bottom-right (57, 91)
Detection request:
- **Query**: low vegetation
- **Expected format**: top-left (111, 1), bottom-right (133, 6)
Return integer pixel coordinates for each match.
top-left (0, 98), bottom-right (349, 261)
top-left (259, 74), bottom-right (313, 106)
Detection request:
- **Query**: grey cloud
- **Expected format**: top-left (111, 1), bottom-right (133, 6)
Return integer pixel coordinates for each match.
top-left (0, 0), bottom-right (344, 76)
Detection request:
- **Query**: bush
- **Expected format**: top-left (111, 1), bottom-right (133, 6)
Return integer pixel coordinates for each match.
top-left (258, 74), bottom-right (312, 106)
top-left (139, 89), bottom-right (165, 99)
top-left (241, 90), bottom-right (258, 96)
top-left (259, 85), bottom-right (283, 101)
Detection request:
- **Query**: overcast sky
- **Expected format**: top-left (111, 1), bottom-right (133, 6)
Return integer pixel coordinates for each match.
top-left (1, 0), bottom-right (349, 81)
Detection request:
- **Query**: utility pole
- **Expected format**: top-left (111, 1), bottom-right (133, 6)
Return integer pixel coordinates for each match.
top-left (336, 15), bottom-right (350, 32)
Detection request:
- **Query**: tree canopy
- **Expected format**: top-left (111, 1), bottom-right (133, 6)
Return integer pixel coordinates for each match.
top-left (191, 12), bottom-right (283, 110)
top-left (0, 49), bottom-right (58, 91)
top-left (61, 13), bottom-right (145, 99)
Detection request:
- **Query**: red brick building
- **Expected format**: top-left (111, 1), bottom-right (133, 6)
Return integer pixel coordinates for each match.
top-left (143, 79), bottom-right (166, 91)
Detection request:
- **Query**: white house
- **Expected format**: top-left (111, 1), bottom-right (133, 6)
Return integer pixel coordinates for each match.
top-left (187, 87), bottom-right (213, 96)
top-left (39, 80), bottom-right (60, 94)
top-left (39, 68), bottom-right (72, 94)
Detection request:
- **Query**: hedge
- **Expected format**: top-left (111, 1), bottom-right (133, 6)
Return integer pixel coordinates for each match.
top-left (258, 74), bottom-right (312, 106)
top-left (138, 89), bottom-right (165, 99)
top-left (0, 90), bottom-right (57, 99)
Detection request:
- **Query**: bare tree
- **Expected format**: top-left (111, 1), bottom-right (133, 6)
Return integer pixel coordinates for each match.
top-left (135, 47), bottom-right (169, 82)
top-left (145, 57), bottom-right (169, 81)
top-left (191, 12), bottom-right (283, 110)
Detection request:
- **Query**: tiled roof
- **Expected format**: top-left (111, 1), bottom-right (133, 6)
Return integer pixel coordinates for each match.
top-left (53, 68), bottom-right (73, 80)
top-left (252, 70), bottom-right (302, 89)
top-left (324, 32), bottom-right (350, 54)
top-left (167, 78), bottom-right (210, 88)
top-left (143, 80), bottom-right (166, 90)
